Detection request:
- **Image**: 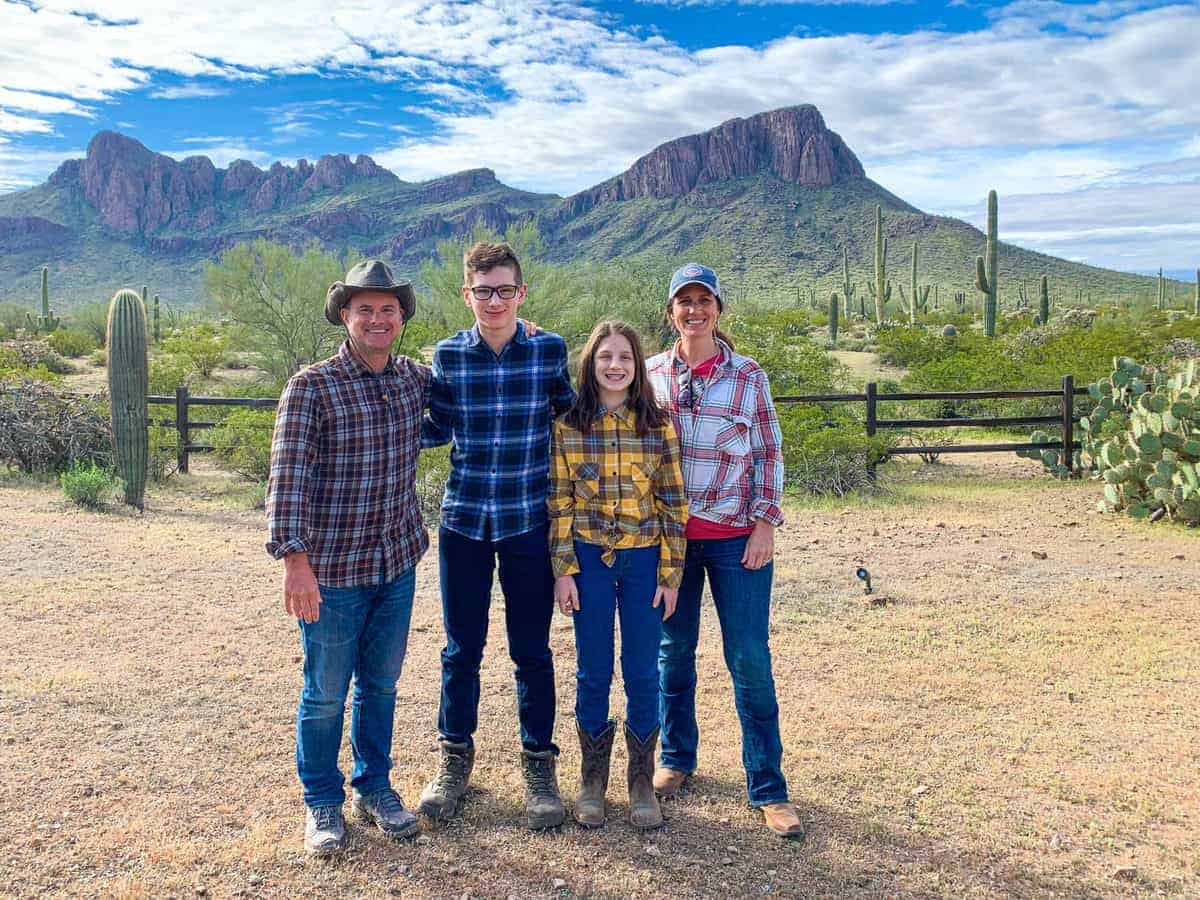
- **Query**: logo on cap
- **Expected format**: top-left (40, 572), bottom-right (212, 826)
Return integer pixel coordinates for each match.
top-left (682, 264), bottom-right (704, 277)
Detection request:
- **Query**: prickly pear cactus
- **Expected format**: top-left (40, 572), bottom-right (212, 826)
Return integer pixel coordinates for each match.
top-left (1080, 358), bottom-right (1198, 523)
top-left (106, 288), bottom-right (149, 511)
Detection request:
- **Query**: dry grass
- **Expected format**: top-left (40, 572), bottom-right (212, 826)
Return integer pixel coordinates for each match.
top-left (1, 456), bottom-right (1197, 899)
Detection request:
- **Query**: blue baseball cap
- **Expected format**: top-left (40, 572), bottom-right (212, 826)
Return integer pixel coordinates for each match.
top-left (668, 262), bottom-right (722, 303)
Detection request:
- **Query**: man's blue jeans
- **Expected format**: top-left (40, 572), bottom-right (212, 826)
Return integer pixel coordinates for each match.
top-left (437, 524), bottom-right (557, 752)
top-left (296, 567), bottom-right (415, 809)
top-left (658, 534), bottom-right (788, 806)
top-left (571, 541), bottom-right (663, 742)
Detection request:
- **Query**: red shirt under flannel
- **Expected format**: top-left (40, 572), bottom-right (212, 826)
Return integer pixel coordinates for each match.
top-left (266, 342), bottom-right (431, 587)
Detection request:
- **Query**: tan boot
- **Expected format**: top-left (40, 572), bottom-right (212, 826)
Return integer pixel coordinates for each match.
top-left (574, 719), bottom-right (615, 828)
top-left (761, 801), bottom-right (805, 839)
top-left (625, 724), bottom-right (663, 830)
top-left (652, 766), bottom-right (689, 797)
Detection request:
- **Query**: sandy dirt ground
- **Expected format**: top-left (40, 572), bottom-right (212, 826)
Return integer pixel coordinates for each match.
top-left (0, 457), bottom-right (1197, 899)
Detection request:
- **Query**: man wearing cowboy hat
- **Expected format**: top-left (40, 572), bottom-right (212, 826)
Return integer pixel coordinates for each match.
top-left (266, 258), bottom-right (429, 856)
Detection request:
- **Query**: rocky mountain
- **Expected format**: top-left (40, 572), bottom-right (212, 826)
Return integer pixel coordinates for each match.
top-left (0, 104), bottom-right (1164, 309)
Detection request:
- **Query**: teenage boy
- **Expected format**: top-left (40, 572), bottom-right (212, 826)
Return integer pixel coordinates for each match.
top-left (266, 259), bottom-right (428, 856)
top-left (418, 242), bottom-right (575, 829)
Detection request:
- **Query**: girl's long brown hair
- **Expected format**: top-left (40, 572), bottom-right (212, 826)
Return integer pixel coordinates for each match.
top-left (564, 320), bottom-right (667, 437)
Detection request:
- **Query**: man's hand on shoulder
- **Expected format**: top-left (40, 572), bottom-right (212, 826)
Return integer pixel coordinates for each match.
top-left (283, 552), bottom-right (322, 623)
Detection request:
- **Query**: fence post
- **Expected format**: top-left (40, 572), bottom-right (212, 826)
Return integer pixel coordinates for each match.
top-left (866, 381), bottom-right (878, 482)
top-left (175, 385), bottom-right (190, 474)
top-left (1061, 374), bottom-right (1074, 475)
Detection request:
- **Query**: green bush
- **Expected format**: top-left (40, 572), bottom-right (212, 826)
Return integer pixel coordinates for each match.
top-left (161, 323), bottom-right (228, 378)
top-left (0, 302), bottom-right (32, 339)
top-left (0, 339), bottom-right (73, 375)
top-left (46, 329), bottom-right (99, 358)
top-left (417, 445), bottom-right (451, 524)
top-left (207, 408), bottom-right (274, 480)
top-left (728, 321), bottom-right (846, 395)
top-left (777, 404), bottom-right (892, 495)
top-left (60, 462), bottom-right (118, 509)
top-left (0, 346), bottom-right (62, 384)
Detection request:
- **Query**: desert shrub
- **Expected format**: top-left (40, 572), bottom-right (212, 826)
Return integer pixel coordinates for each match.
top-left (207, 408), bottom-right (274, 480)
top-left (70, 301), bottom-right (111, 346)
top-left (60, 462), bottom-right (118, 509)
top-left (417, 445), bottom-right (451, 524)
top-left (148, 354), bottom-right (198, 395)
top-left (88, 349), bottom-right (106, 368)
top-left (0, 339), bottom-right (73, 375)
top-left (728, 323), bottom-right (846, 395)
top-left (0, 302), bottom-right (32, 339)
top-left (160, 323), bottom-right (228, 378)
top-left (46, 329), bottom-right (99, 358)
top-left (872, 324), bottom-right (960, 369)
top-left (0, 380), bottom-right (111, 474)
top-left (777, 404), bottom-right (892, 495)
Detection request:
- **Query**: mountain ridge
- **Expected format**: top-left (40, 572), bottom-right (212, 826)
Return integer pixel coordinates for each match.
top-left (0, 105), bottom-right (1169, 309)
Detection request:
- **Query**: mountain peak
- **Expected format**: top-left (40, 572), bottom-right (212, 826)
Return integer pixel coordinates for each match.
top-left (565, 104), bottom-right (864, 214)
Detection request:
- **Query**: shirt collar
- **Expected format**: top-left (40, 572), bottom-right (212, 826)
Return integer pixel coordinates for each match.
top-left (467, 320), bottom-right (528, 348)
top-left (599, 401), bottom-right (635, 425)
top-left (670, 338), bottom-right (731, 375)
top-left (338, 340), bottom-right (394, 378)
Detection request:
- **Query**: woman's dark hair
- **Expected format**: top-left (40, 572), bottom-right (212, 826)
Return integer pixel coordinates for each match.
top-left (564, 320), bottom-right (667, 437)
top-left (663, 285), bottom-right (735, 350)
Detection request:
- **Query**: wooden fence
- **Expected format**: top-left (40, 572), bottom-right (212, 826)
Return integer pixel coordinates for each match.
top-left (156, 378), bottom-right (1086, 476)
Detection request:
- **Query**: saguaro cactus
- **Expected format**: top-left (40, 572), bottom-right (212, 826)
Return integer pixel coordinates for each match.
top-left (106, 288), bottom-right (149, 511)
top-left (897, 241), bottom-right (931, 325)
top-left (26, 265), bottom-right (61, 334)
top-left (840, 247), bottom-right (857, 320)
top-left (865, 204), bottom-right (891, 323)
top-left (828, 292), bottom-right (840, 346)
top-left (975, 190), bottom-right (999, 337)
top-left (1039, 275), bottom-right (1050, 325)
top-left (153, 294), bottom-right (161, 343)
top-left (1157, 268), bottom-right (1166, 311)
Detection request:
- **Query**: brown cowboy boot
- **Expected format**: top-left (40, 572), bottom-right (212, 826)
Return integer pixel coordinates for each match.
top-left (574, 719), bottom-right (615, 827)
top-left (625, 724), bottom-right (663, 830)
top-left (652, 766), bottom-right (689, 797)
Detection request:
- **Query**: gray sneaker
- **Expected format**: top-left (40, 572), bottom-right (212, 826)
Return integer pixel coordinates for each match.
top-left (418, 740), bottom-right (474, 820)
top-left (521, 748), bottom-right (565, 830)
top-left (304, 805), bottom-right (345, 857)
top-left (352, 787), bottom-right (420, 839)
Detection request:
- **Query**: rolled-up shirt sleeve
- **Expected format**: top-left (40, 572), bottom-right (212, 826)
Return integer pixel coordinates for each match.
top-left (748, 370), bottom-right (785, 527)
top-left (265, 374), bottom-right (320, 558)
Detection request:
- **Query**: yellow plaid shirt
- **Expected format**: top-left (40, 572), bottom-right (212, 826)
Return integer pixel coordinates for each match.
top-left (548, 405), bottom-right (688, 587)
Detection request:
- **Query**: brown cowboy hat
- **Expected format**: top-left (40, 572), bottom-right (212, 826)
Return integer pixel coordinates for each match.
top-left (325, 258), bottom-right (416, 326)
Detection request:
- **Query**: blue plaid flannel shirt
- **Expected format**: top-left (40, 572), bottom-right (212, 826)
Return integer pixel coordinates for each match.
top-left (422, 322), bottom-right (575, 542)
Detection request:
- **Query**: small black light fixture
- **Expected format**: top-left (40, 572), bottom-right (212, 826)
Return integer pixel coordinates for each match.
top-left (855, 567), bottom-right (873, 595)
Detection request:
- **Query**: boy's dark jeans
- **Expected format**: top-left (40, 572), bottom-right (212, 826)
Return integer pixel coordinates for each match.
top-left (437, 523), bottom-right (558, 752)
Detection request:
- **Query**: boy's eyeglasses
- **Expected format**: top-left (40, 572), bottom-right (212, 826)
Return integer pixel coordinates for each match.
top-left (468, 284), bottom-right (520, 301)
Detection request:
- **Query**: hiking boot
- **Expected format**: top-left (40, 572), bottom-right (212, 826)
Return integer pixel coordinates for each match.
top-left (574, 719), bottom-right (615, 828)
top-left (626, 725), bottom-right (663, 830)
top-left (762, 801), bottom-right (806, 840)
top-left (352, 787), bottom-right (420, 839)
top-left (521, 748), bottom-right (565, 829)
top-left (418, 739), bottom-right (475, 820)
top-left (304, 805), bottom-right (345, 857)
top-left (652, 766), bottom-right (689, 797)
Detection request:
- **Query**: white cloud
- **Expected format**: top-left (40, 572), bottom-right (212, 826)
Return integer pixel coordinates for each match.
top-left (1, 0), bottom-right (1198, 268)
top-left (149, 84), bottom-right (230, 100)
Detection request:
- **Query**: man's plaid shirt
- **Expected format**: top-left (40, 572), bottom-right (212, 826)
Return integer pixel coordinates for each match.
top-left (646, 339), bottom-right (785, 530)
top-left (422, 322), bottom-right (575, 541)
top-left (548, 406), bottom-right (689, 587)
top-left (265, 342), bottom-right (431, 588)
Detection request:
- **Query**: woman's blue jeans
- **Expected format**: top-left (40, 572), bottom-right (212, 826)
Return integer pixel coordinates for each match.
top-left (296, 567), bottom-right (415, 809)
top-left (658, 534), bottom-right (788, 806)
top-left (571, 541), bottom-right (663, 742)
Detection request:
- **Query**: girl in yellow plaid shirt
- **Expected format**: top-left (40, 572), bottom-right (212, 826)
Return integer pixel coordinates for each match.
top-left (548, 320), bottom-right (688, 830)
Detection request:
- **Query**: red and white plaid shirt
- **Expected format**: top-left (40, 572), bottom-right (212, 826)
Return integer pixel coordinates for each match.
top-left (646, 339), bottom-right (784, 530)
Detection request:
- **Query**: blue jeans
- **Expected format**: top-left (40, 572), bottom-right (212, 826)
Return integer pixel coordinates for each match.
top-left (658, 534), bottom-right (788, 806)
top-left (296, 566), bottom-right (416, 809)
top-left (571, 541), bottom-right (663, 742)
top-left (437, 524), bottom-right (557, 752)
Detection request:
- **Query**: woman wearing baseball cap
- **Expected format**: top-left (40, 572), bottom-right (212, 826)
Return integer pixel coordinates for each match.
top-left (644, 262), bottom-right (803, 839)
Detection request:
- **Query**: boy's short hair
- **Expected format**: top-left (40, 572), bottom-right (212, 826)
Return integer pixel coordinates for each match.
top-left (463, 241), bottom-right (523, 287)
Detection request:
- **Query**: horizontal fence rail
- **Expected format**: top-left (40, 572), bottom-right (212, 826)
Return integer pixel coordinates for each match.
top-left (61, 379), bottom-right (1086, 475)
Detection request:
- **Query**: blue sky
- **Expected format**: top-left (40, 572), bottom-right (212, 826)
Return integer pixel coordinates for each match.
top-left (1, 0), bottom-right (1198, 275)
